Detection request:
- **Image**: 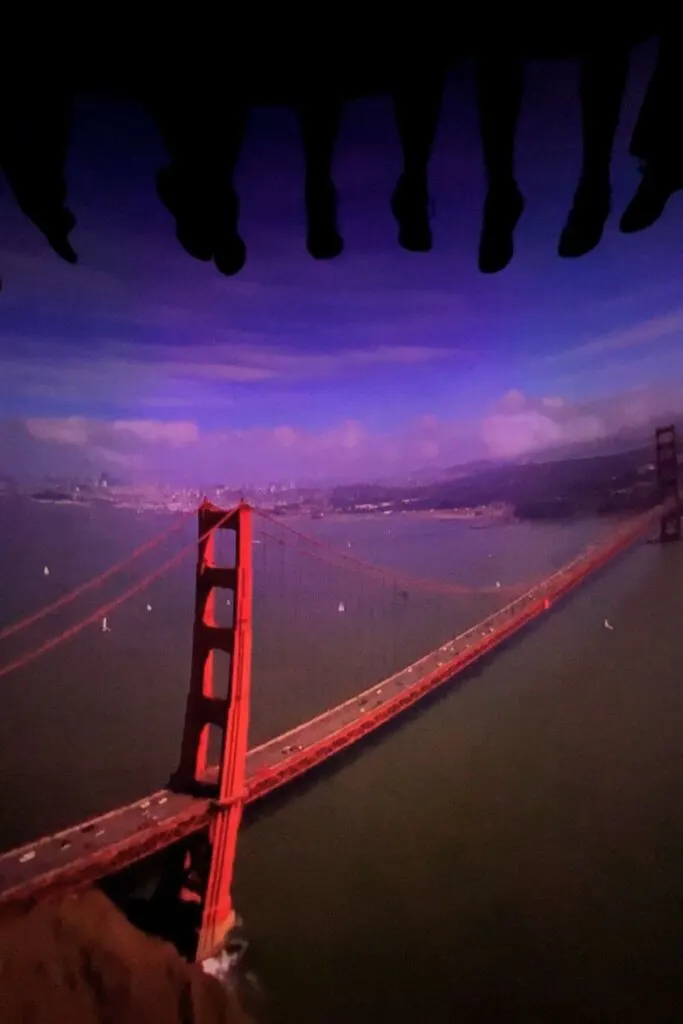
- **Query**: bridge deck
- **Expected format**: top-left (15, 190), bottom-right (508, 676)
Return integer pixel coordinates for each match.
top-left (0, 509), bottom-right (659, 911)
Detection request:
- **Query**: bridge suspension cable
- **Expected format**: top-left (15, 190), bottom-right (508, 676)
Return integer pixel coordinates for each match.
top-left (258, 528), bottom-right (529, 596)
top-left (251, 515), bottom-right (487, 739)
top-left (0, 506), bottom-right (237, 682)
top-left (254, 508), bottom-right (535, 595)
top-left (0, 509), bottom-right (194, 643)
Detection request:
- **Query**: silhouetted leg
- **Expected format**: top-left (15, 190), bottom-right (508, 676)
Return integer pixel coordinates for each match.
top-left (1, 91), bottom-right (77, 264)
top-left (298, 97), bottom-right (343, 260)
top-left (391, 70), bottom-right (444, 252)
top-left (559, 46), bottom-right (629, 258)
top-left (621, 30), bottom-right (683, 233)
top-left (153, 92), bottom-right (216, 262)
top-left (476, 54), bottom-right (525, 274)
top-left (151, 88), bottom-right (247, 275)
top-left (212, 103), bottom-right (248, 277)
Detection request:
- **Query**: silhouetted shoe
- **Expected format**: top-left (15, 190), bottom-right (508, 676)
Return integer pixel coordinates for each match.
top-left (213, 186), bottom-right (247, 276)
top-left (391, 173), bottom-right (432, 253)
top-left (30, 205), bottom-right (78, 264)
top-left (46, 209), bottom-right (78, 264)
top-left (305, 178), bottom-right (344, 260)
top-left (558, 179), bottom-right (610, 258)
top-left (620, 164), bottom-right (683, 234)
top-left (214, 234), bottom-right (247, 276)
top-left (157, 167), bottom-right (213, 262)
top-left (478, 182), bottom-right (524, 274)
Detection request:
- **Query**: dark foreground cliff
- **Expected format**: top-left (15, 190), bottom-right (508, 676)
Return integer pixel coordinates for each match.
top-left (0, 889), bottom-right (252, 1023)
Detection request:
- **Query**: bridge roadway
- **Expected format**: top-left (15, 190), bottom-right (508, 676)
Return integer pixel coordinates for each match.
top-left (0, 506), bottom-right (664, 911)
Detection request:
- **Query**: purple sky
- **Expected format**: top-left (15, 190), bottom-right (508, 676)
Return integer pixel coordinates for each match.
top-left (1, 40), bottom-right (682, 485)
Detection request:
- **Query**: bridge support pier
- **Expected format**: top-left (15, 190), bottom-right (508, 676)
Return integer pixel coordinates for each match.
top-left (168, 500), bottom-right (253, 961)
top-left (656, 426), bottom-right (681, 543)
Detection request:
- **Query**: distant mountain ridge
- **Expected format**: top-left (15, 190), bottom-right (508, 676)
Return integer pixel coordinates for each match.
top-left (331, 431), bottom-right (667, 520)
top-left (403, 417), bottom-right (680, 489)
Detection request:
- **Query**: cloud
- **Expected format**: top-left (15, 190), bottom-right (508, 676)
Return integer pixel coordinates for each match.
top-left (111, 420), bottom-right (199, 445)
top-left (8, 414), bottom-right (454, 483)
top-left (24, 417), bottom-right (199, 448)
top-left (8, 382), bottom-right (682, 484)
top-left (493, 389), bottom-right (528, 415)
top-left (167, 341), bottom-right (452, 381)
top-left (24, 417), bottom-right (91, 446)
top-left (541, 309), bottom-right (683, 364)
top-left (480, 386), bottom-right (683, 461)
top-left (481, 406), bottom-right (604, 460)
top-left (481, 390), bottom-right (607, 459)
top-left (0, 337), bottom-right (457, 412)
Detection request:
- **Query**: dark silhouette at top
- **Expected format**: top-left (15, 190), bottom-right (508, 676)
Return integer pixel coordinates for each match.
top-left (621, 19), bottom-right (683, 233)
top-left (474, 21), bottom-right (651, 272)
top-left (1, 87), bottom-right (76, 266)
top-left (391, 66), bottom-right (444, 254)
top-left (149, 84), bottom-right (248, 277)
top-left (298, 94), bottom-right (345, 261)
top-left (0, 15), bottom-right (674, 284)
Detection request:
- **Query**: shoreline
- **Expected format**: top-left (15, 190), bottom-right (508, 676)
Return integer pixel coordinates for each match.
top-left (13, 494), bottom-right (654, 526)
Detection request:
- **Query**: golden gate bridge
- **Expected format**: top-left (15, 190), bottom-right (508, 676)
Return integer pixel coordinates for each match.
top-left (0, 427), bottom-right (679, 962)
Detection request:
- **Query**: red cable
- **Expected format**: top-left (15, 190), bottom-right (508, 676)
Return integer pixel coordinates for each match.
top-left (261, 530), bottom-right (537, 595)
top-left (255, 512), bottom-right (531, 595)
top-left (256, 507), bottom-right (651, 594)
top-left (0, 506), bottom-right (237, 681)
top-left (282, 514), bottom-right (641, 599)
top-left (0, 509), bottom-right (195, 643)
top-left (2, 504), bottom-right (650, 684)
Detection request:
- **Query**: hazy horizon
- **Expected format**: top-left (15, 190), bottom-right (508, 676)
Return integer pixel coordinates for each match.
top-left (2, 410), bottom-right (667, 492)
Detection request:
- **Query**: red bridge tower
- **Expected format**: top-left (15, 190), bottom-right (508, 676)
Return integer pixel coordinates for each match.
top-left (656, 426), bottom-right (681, 543)
top-left (167, 500), bottom-right (253, 960)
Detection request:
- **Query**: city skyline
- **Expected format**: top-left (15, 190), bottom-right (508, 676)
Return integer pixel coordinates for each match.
top-left (1, 39), bottom-right (683, 484)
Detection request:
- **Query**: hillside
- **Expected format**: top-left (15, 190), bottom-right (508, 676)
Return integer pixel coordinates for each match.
top-left (331, 444), bottom-right (660, 519)
top-left (0, 889), bottom-right (252, 1023)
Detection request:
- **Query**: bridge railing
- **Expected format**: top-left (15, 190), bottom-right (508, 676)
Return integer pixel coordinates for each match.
top-left (411, 504), bottom-right (660, 659)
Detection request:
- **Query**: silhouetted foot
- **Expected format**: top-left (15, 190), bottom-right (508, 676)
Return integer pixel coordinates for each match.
top-left (478, 181), bottom-right (524, 274)
top-left (620, 163), bottom-right (683, 234)
top-left (214, 236), bottom-right (247, 276)
top-left (305, 178), bottom-right (343, 260)
top-left (391, 173), bottom-right (432, 253)
top-left (214, 186), bottom-right (247, 276)
top-left (37, 206), bottom-right (78, 264)
top-left (48, 235), bottom-right (78, 264)
top-left (17, 196), bottom-right (78, 264)
top-left (558, 179), bottom-right (611, 258)
top-left (157, 167), bottom-right (213, 262)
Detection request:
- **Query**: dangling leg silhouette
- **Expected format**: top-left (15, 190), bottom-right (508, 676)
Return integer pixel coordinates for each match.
top-left (150, 85), bottom-right (247, 276)
top-left (1, 90), bottom-right (77, 264)
top-left (476, 51), bottom-right (525, 274)
top-left (211, 101), bottom-right (248, 278)
top-left (298, 95), bottom-right (344, 259)
top-left (391, 69), bottom-right (444, 252)
top-left (621, 27), bottom-right (683, 233)
top-left (559, 43), bottom-right (629, 258)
